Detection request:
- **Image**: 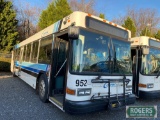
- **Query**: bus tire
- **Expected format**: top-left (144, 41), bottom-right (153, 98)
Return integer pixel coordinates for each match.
top-left (12, 67), bottom-right (17, 77)
top-left (38, 74), bottom-right (48, 103)
top-left (13, 72), bottom-right (17, 77)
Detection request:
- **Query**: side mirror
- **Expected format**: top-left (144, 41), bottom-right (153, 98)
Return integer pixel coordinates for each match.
top-left (68, 26), bottom-right (79, 39)
top-left (142, 46), bottom-right (149, 55)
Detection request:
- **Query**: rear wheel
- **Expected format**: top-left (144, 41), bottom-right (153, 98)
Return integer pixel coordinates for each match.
top-left (38, 74), bottom-right (48, 103)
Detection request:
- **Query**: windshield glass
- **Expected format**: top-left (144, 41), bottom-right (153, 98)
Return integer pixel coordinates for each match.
top-left (71, 29), bottom-right (132, 75)
top-left (141, 47), bottom-right (160, 75)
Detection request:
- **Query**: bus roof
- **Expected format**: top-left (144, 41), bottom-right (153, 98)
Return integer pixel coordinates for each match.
top-left (131, 36), bottom-right (160, 47)
top-left (15, 11), bottom-right (130, 49)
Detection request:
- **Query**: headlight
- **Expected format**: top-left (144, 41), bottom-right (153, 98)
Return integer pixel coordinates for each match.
top-left (147, 83), bottom-right (154, 88)
top-left (77, 88), bottom-right (91, 96)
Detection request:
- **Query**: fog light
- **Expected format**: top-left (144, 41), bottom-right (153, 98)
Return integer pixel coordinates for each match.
top-left (79, 91), bottom-right (85, 95)
top-left (77, 88), bottom-right (91, 96)
top-left (85, 90), bottom-right (91, 94)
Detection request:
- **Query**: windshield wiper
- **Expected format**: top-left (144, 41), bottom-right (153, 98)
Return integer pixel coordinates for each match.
top-left (156, 70), bottom-right (160, 78)
top-left (110, 38), bottom-right (127, 79)
top-left (93, 60), bottom-right (110, 79)
top-left (156, 71), bottom-right (160, 78)
top-left (108, 37), bottom-right (112, 74)
top-left (96, 73), bottom-right (102, 79)
top-left (95, 38), bottom-right (112, 79)
top-left (111, 38), bottom-right (116, 73)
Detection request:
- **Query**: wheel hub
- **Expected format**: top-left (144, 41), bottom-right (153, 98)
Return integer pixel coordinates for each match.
top-left (39, 80), bottom-right (45, 97)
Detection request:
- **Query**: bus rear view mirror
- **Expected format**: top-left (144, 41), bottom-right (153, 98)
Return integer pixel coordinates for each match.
top-left (68, 26), bottom-right (79, 39)
top-left (142, 46), bottom-right (149, 55)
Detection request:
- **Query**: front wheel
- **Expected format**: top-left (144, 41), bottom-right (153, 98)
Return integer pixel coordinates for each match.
top-left (12, 66), bottom-right (17, 77)
top-left (13, 72), bottom-right (17, 77)
top-left (38, 74), bottom-right (48, 103)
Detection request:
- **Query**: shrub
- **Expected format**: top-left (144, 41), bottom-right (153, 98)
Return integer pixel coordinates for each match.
top-left (0, 57), bottom-right (11, 72)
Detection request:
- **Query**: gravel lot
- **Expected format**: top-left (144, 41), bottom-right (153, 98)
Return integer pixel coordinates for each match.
top-left (0, 72), bottom-right (160, 120)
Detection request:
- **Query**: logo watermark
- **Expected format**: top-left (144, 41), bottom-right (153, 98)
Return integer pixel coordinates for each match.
top-left (126, 106), bottom-right (157, 118)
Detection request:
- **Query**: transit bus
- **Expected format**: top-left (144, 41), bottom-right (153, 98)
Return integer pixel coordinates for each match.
top-left (11, 11), bottom-right (135, 114)
top-left (131, 36), bottom-right (160, 99)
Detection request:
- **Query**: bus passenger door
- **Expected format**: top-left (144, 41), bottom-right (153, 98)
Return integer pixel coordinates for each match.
top-left (49, 37), bottom-right (68, 106)
top-left (131, 48), bottom-right (140, 97)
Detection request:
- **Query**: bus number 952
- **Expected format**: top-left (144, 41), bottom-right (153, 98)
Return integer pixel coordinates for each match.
top-left (76, 80), bottom-right (87, 87)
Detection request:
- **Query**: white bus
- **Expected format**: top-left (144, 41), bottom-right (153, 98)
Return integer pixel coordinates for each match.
top-left (11, 11), bottom-right (135, 114)
top-left (131, 36), bottom-right (160, 99)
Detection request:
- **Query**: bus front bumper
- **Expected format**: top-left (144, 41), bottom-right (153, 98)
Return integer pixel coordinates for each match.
top-left (139, 90), bottom-right (160, 99)
top-left (65, 94), bottom-right (136, 114)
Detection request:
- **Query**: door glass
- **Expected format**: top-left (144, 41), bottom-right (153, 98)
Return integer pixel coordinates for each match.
top-left (54, 39), bottom-right (68, 94)
top-left (56, 41), bottom-right (67, 73)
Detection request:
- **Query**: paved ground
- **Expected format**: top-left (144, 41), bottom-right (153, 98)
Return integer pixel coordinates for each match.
top-left (0, 72), bottom-right (160, 120)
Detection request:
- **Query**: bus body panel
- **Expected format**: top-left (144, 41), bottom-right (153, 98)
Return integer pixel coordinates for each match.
top-left (64, 94), bottom-right (136, 114)
top-left (60, 11), bottom-right (131, 38)
top-left (11, 11), bottom-right (135, 113)
top-left (139, 73), bottom-right (160, 91)
top-left (14, 61), bottom-right (48, 89)
top-left (65, 73), bottom-right (135, 114)
top-left (131, 36), bottom-right (149, 47)
top-left (15, 11), bottom-right (131, 50)
top-left (66, 72), bottom-right (133, 101)
top-left (19, 71), bottom-right (37, 89)
top-left (131, 36), bottom-right (160, 99)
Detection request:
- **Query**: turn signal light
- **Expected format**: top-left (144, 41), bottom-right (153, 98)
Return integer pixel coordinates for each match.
top-left (138, 83), bottom-right (146, 88)
top-left (66, 87), bottom-right (75, 95)
top-left (88, 13), bottom-right (92, 17)
top-left (103, 20), bottom-right (106, 22)
top-left (109, 22), bottom-right (112, 25)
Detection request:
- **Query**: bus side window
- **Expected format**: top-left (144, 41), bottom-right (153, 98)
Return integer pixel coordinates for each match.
top-left (15, 48), bottom-right (20, 61)
top-left (14, 49), bottom-right (17, 60)
top-left (26, 43), bottom-right (31, 62)
top-left (31, 41), bottom-right (39, 63)
top-left (23, 45), bottom-right (27, 62)
top-left (38, 36), bottom-right (52, 64)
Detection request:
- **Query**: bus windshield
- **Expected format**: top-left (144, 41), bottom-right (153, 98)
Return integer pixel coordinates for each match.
top-left (71, 28), bottom-right (132, 75)
top-left (141, 47), bottom-right (160, 75)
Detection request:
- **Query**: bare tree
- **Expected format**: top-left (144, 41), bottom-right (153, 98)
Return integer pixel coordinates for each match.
top-left (127, 8), bottom-right (160, 35)
top-left (68, 0), bottom-right (97, 15)
top-left (112, 14), bottom-right (126, 25)
top-left (112, 7), bottom-right (160, 36)
top-left (14, 0), bottom-right (42, 41)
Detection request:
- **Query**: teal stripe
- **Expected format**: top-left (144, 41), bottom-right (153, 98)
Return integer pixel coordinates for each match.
top-left (15, 61), bottom-right (48, 71)
top-left (15, 44), bottom-right (20, 49)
